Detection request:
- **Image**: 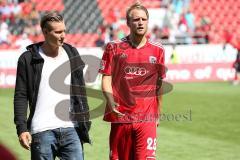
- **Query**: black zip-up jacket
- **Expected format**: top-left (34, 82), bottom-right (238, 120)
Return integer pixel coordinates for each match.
top-left (14, 42), bottom-right (91, 143)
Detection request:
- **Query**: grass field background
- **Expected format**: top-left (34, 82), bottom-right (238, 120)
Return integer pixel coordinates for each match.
top-left (0, 82), bottom-right (240, 160)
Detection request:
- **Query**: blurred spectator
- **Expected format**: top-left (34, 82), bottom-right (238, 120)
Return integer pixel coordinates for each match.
top-left (178, 13), bottom-right (187, 30)
top-left (223, 30), bottom-right (233, 45)
top-left (233, 49), bottom-right (240, 85)
top-left (29, 2), bottom-right (39, 25)
top-left (150, 25), bottom-right (161, 41)
top-left (20, 0), bottom-right (32, 19)
top-left (23, 20), bottom-right (41, 36)
top-left (116, 28), bottom-right (125, 39)
top-left (0, 20), bottom-right (10, 44)
top-left (14, 33), bottom-right (32, 52)
top-left (161, 0), bottom-right (172, 8)
top-left (193, 14), bottom-right (211, 44)
top-left (198, 14), bottom-right (211, 40)
top-left (200, 15), bottom-right (211, 30)
top-left (168, 26), bottom-right (177, 44)
top-left (161, 26), bottom-right (170, 40)
top-left (11, 2), bottom-right (22, 18)
top-left (162, 3), bottom-right (174, 30)
top-left (222, 30), bottom-right (234, 52)
top-left (170, 44), bottom-right (179, 64)
top-left (104, 25), bottom-right (115, 43)
top-left (0, 1), bottom-right (14, 23)
top-left (107, 8), bottom-right (120, 30)
top-left (95, 34), bottom-right (105, 47)
top-left (98, 21), bottom-right (108, 35)
top-left (172, 0), bottom-right (184, 15)
top-left (200, 14), bottom-right (211, 43)
top-left (184, 8), bottom-right (195, 32)
top-left (231, 36), bottom-right (240, 85)
top-left (108, 8), bottom-right (117, 24)
top-left (108, 8), bottom-right (119, 24)
top-left (178, 12), bottom-right (192, 44)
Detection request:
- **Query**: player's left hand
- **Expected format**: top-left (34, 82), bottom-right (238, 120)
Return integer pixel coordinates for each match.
top-left (156, 119), bottom-right (160, 127)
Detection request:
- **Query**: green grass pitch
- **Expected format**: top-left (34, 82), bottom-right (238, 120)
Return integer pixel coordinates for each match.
top-left (0, 82), bottom-right (240, 160)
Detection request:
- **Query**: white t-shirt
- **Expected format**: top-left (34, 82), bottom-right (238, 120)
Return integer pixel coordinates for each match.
top-left (31, 47), bottom-right (77, 134)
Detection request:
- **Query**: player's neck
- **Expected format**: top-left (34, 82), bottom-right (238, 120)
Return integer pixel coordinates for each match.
top-left (41, 42), bottom-right (60, 58)
top-left (129, 34), bottom-right (147, 49)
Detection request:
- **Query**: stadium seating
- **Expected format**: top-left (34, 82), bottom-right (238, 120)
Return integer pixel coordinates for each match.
top-left (32, 0), bottom-right (64, 12)
top-left (0, 0), bottom-right (239, 48)
top-left (190, 0), bottom-right (240, 43)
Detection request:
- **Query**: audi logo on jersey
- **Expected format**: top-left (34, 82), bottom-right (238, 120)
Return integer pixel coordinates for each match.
top-left (124, 66), bottom-right (148, 76)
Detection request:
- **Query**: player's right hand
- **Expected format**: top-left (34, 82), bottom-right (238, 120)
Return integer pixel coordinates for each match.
top-left (110, 102), bottom-right (125, 118)
top-left (19, 132), bottom-right (32, 150)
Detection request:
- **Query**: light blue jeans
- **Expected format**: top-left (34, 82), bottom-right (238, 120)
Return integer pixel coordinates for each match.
top-left (31, 127), bottom-right (83, 160)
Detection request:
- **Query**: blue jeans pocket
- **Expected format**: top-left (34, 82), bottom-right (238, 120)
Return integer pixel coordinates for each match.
top-left (31, 131), bottom-right (54, 159)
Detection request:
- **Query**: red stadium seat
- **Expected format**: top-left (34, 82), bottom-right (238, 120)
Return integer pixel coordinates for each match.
top-left (190, 0), bottom-right (240, 43)
top-left (33, 0), bottom-right (64, 12)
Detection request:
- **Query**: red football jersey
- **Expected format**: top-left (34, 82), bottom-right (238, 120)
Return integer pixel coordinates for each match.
top-left (99, 36), bottom-right (165, 123)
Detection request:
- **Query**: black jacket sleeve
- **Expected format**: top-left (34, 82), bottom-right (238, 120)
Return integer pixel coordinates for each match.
top-left (71, 47), bottom-right (92, 143)
top-left (14, 56), bottom-right (29, 136)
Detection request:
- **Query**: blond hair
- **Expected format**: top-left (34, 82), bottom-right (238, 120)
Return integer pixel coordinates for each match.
top-left (126, 2), bottom-right (149, 23)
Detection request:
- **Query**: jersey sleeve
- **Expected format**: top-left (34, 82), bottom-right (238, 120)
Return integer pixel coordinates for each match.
top-left (158, 47), bottom-right (166, 79)
top-left (99, 43), bottom-right (115, 75)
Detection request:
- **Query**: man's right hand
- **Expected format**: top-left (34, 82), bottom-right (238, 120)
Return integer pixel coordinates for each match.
top-left (110, 102), bottom-right (125, 118)
top-left (19, 132), bottom-right (32, 150)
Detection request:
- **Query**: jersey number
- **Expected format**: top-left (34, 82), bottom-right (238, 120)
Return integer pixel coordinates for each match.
top-left (147, 137), bottom-right (157, 150)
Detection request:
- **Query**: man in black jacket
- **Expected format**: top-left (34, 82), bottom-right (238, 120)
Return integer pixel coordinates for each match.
top-left (14, 11), bottom-right (91, 160)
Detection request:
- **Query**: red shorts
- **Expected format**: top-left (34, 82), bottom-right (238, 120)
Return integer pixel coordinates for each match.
top-left (109, 122), bottom-right (157, 160)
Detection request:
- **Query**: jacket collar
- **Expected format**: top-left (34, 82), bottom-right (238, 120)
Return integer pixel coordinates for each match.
top-left (26, 42), bottom-right (44, 62)
top-left (26, 42), bottom-right (75, 62)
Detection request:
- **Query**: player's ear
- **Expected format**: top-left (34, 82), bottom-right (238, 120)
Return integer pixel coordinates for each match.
top-left (126, 19), bottom-right (130, 27)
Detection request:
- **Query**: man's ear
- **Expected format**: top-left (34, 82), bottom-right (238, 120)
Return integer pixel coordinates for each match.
top-left (42, 28), bottom-right (48, 35)
top-left (126, 20), bottom-right (130, 27)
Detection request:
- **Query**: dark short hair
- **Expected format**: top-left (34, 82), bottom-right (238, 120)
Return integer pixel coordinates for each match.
top-left (126, 2), bottom-right (149, 22)
top-left (40, 11), bottom-right (63, 30)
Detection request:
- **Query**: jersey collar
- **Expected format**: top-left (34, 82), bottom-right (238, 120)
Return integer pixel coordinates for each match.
top-left (126, 36), bottom-right (149, 49)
